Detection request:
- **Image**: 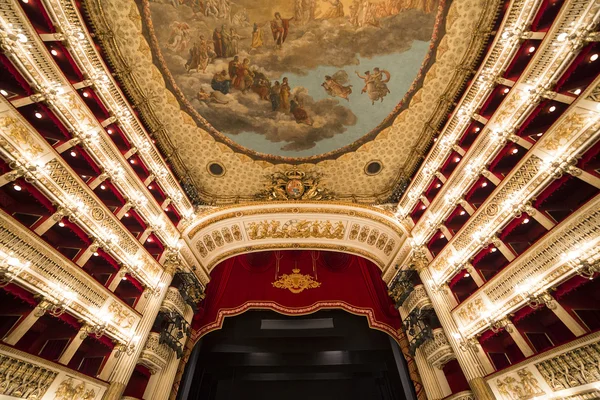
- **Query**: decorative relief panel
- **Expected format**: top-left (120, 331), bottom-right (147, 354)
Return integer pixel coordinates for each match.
top-left (184, 204), bottom-right (405, 271)
top-left (0, 345), bottom-right (107, 400)
top-left (488, 332), bottom-right (600, 400)
top-left (246, 220), bottom-right (345, 240)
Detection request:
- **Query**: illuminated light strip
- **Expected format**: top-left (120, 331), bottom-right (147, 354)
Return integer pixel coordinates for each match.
top-left (0, 97), bottom-right (161, 288)
top-left (0, 209), bottom-right (141, 344)
top-left (0, 3), bottom-right (184, 251)
top-left (39, 0), bottom-right (194, 219)
top-left (396, 0), bottom-right (595, 219)
top-left (430, 86), bottom-right (600, 285)
top-left (453, 195), bottom-right (600, 337)
top-left (394, 0), bottom-right (600, 279)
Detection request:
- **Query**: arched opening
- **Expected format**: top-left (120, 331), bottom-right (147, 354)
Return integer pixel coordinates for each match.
top-left (180, 310), bottom-right (412, 400)
top-left (176, 251), bottom-right (422, 400)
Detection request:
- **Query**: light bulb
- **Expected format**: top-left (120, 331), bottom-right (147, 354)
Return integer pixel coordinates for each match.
top-left (34, 112), bottom-right (42, 119)
top-left (454, 157), bottom-right (461, 162)
top-left (590, 54), bottom-right (598, 62)
top-left (464, 273), bottom-right (470, 278)
top-left (124, 212), bottom-right (129, 217)
top-left (13, 184), bottom-right (22, 191)
top-left (82, 92), bottom-right (89, 98)
top-left (436, 183), bottom-right (441, 188)
top-left (512, 148), bottom-right (519, 154)
top-left (58, 222), bottom-right (65, 227)
top-left (70, 151), bottom-right (76, 157)
top-left (460, 211), bottom-right (466, 216)
top-left (491, 248), bottom-right (497, 252)
top-left (107, 129), bottom-right (113, 134)
top-left (100, 185), bottom-right (106, 190)
top-left (549, 105), bottom-right (556, 112)
top-left (523, 218), bottom-right (530, 224)
top-left (50, 49), bottom-right (58, 56)
top-left (475, 127), bottom-right (480, 132)
top-left (573, 88), bottom-right (581, 95)
top-left (129, 159), bottom-right (135, 164)
top-left (503, 88), bottom-right (509, 94)
top-left (482, 182), bottom-right (488, 187)
top-left (0, 89), bottom-right (8, 96)
top-left (528, 46), bottom-right (536, 53)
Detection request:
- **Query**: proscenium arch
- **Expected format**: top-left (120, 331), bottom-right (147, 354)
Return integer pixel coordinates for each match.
top-left (179, 309), bottom-right (419, 400)
top-left (175, 250), bottom-right (424, 400)
top-left (184, 202), bottom-right (408, 276)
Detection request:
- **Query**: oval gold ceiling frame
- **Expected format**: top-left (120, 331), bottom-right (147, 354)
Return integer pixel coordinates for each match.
top-left (138, 0), bottom-right (451, 163)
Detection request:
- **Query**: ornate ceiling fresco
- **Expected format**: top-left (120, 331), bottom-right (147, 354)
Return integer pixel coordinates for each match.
top-left (145, 0), bottom-right (439, 159)
top-left (84, 0), bottom-right (500, 203)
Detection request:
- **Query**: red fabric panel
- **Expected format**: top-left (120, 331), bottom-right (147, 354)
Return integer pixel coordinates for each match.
top-left (193, 252), bottom-right (403, 338)
top-left (530, 0), bottom-right (550, 31)
top-left (554, 275), bottom-right (590, 299)
top-left (2, 284), bottom-right (37, 306)
top-left (534, 175), bottom-right (569, 207)
top-left (443, 359), bottom-right (470, 393)
top-left (125, 274), bottom-right (145, 293)
top-left (554, 45), bottom-right (592, 92)
top-left (58, 312), bottom-right (81, 330)
top-left (20, 181), bottom-right (55, 213)
top-left (0, 54), bottom-right (34, 95)
top-left (123, 365), bottom-right (151, 398)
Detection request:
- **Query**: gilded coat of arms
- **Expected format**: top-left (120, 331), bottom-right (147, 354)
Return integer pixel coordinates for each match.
top-left (257, 170), bottom-right (333, 201)
top-left (272, 268), bottom-right (321, 294)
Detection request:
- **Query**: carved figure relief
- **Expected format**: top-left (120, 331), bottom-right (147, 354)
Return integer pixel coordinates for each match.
top-left (53, 377), bottom-right (97, 400)
top-left (107, 302), bottom-right (136, 330)
top-left (495, 368), bottom-right (545, 400)
top-left (246, 219), bottom-right (345, 240)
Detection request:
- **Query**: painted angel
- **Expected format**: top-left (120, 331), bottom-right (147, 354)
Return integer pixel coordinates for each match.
top-left (322, 70), bottom-right (352, 101)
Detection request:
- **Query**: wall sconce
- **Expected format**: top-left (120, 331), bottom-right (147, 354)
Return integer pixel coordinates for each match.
top-left (115, 334), bottom-right (141, 358)
top-left (563, 249), bottom-right (599, 280)
top-left (515, 281), bottom-right (556, 310)
top-left (81, 310), bottom-right (111, 339)
top-left (0, 251), bottom-right (30, 288)
top-left (35, 285), bottom-right (77, 318)
top-left (452, 331), bottom-right (479, 352)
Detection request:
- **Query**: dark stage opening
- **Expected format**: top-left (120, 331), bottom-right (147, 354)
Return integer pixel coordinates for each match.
top-left (178, 310), bottom-right (413, 400)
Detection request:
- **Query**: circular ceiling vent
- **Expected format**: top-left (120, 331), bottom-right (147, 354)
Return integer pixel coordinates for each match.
top-left (207, 162), bottom-right (225, 177)
top-left (365, 160), bottom-right (383, 176)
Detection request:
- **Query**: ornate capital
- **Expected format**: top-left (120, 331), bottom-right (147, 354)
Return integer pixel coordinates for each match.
top-left (163, 251), bottom-right (182, 276)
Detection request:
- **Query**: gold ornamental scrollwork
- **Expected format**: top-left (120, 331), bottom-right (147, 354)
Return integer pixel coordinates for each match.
top-left (257, 170), bottom-right (334, 201)
top-left (272, 268), bottom-right (321, 294)
top-left (0, 116), bottom-right (45, 157)
top-left (246, 220), bottom-right (345, 240)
